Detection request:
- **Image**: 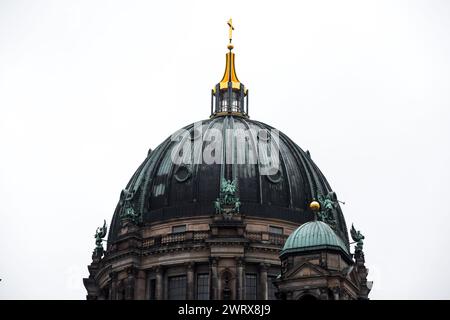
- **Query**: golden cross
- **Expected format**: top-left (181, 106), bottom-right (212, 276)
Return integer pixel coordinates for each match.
top-left (227, 18), bottom-right (234, 43)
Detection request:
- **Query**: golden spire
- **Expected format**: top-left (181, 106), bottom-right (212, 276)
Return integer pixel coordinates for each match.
top-left (211, 19), bottom-right (249, 117)
top-left (218, 18), bottom-right (241, 90)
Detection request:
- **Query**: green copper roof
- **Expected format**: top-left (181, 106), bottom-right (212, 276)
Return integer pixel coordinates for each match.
top-left (281, 221), bottom-right (349, 256)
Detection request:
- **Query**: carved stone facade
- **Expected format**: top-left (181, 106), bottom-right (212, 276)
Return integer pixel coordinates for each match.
top-left (83, 213), bottom-right (296, 300)
top-left (84, 22), bottom-right (372, 300)
top-left (274, 244), bottom-right (372, 300)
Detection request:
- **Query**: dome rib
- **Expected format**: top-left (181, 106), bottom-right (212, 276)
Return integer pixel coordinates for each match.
top-left (108, 116), bottom-right (349, 245)
top-left (253, 119), bottom-right (291, 207)
top-left (251, 120), bottom-right (276, 205)
top-left (220, 116), bottom-right (228, 181)
top-left (164, 123), bottom-right (196, 206)
top-left (255, 120), bottom-right (318, 203)
top-left (276, 129), bottom-right (314, 205)
top-left (136, 137), bottom-right (171, 213)
top-left (192, 117), bottom-right (221, 203)
top-left (143, 132), bottom-right (182, 212)
top-left (269, 124), bottom-right (293, 208)
top-left (238, 117), bottom-right (263, 204)
top-left (229, 116), bottom-right (238, 184)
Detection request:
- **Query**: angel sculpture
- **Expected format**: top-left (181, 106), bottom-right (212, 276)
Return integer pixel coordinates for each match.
top-left (95, 220), bottom-right (107, 250)
top-left (214, 179), bottom-right (240, 215)
top-left (317, 192), bottom-right (337, 229)
top-left (119, 189), bottom-right (140, 223)
top-left (222, 179), bottom-right (237, 205)
top-left (350, 224), bottom-right (365, 253)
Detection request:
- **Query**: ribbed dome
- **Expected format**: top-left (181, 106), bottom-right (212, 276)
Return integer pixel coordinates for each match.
top-left (281, 221), bottom-right (349, 256)
top-left (108, 115), bottom-right (349, 243)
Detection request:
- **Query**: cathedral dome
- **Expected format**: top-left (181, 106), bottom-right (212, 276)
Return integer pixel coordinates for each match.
top-left (107, 20), bottom-right (348, 245)
top-left (84, 20), bottom-right (372, 302)
top-left (108, 115), bottom-right (349, 243)
top-left (281, 221), bottom-right (349, 256)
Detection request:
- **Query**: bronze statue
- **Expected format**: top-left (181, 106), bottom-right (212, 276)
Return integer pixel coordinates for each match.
top-left (214, 178), bottom-right (241, 215)
top-left (350, 224), bottom-right (365, 253)
top-left (316, 192), bottom-right (337, 229)
top-left (119, 189), bottom-right (140, 223)
top-left (95, 220), bottom-right (107, 250)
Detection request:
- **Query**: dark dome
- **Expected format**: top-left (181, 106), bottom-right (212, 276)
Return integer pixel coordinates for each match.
top-left (109, 115), bottom-right (349, 243)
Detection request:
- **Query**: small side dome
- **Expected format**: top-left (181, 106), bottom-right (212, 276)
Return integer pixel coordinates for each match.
top-left (281, 221), bottom-right (349, 256)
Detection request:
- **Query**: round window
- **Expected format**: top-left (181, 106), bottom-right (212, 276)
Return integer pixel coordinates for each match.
top-left (266, 169), bottom-right (282, 183)
top-left (174, 165), bottom-right (192, 182)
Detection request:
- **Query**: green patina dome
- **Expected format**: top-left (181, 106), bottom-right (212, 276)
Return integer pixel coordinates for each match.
top-left (281, 221), bottom-right (349, 256)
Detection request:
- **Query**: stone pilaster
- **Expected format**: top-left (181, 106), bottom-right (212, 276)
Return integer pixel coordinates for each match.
top-left (163, 271), bottom-right (169, 300)
top-left (134, 269), bottom-right (147, 300)
top-left (125, 266), bottom-right (136, 300)
top-left (187, 262), bottom-right (195, 300)
top-left (210, 258), bottom-right (219, 300)
top-left (259, 263), bottom-right (268, 300)
top-left (110, 272), bottom-right (118, 300)
top-left (145, 271), bottom-right (151, 300)
top-left (155, 266), bottom-right (164, 300)
top-left (236, 257), bottom-right (244, 300)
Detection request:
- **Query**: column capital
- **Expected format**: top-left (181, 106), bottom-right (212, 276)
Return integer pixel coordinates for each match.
top-left (109, 271), bottom-right (118, 280)
top-left (209, 257), bottom-right (218, 266)
top-left (154, 265), bottom-right (164, 273)
top-left (259, 262), bottom-right (269, 271)
top-left (235, 257), bottom-right (245, 266)
top-left (126, 265), bottom-right (138, 276)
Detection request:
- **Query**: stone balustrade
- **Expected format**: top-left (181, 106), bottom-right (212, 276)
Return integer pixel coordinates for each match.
top-left (141, 231), bottom-right (287, 248)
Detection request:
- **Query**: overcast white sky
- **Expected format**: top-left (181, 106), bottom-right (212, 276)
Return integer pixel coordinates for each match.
top-left (1, 0), bottom-right (450, 299)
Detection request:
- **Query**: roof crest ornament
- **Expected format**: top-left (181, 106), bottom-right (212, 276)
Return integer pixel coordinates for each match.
top-left (227, 18), bottom-right (234, 50)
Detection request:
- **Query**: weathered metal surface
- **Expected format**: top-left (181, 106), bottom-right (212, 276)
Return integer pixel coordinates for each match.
top-left (108, 116), bottom-right (349, 244)
top-left (281, 221), bottom-right (349, 256)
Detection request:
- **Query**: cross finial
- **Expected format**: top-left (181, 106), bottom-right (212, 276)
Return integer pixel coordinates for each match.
top-left (227, 18), bottom-right (234, 50)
